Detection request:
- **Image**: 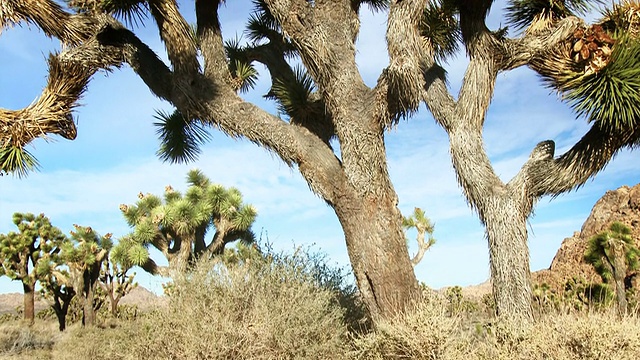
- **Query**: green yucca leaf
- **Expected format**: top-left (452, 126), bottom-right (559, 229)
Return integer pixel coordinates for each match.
top-left (164, 188), bottom-right (181, 203)
top-left (185, 186), bottom-right (205, 204)
top-left (225, 36), bottom-right (247, 61)
top-left (134, 219), bottom-right (157, 244)
top-left (154, 109), bottom-right (212, 164)
top-left (609, 221), bottom-right (632, 236)
top-left (232, 60), bottom-right (259, 93)
top-left (127, 243), bottom-right (150, 267)
top-left (100, 0), bottom-right (148, 28)
top-left (505, 0), bottom-right (603, 31)
top-left (187, 168), bottom-right (210, 188)
top-left (238, 229), bottom-right (256, 246)
top-left (271, 66), bottom-right (315, 120)
top-left (206, 184), bottom-right (226, 209)
top-left (138, 194), bottom-right (162, 213)
top-left (420, 0), bottom-right (460, 62)
top-left (248, 0), bottom-right (279, 39)
top-left (109, 242), bottom-right (128, 265)
top-left (246, 12), bottom-right (280, 43)
top-left (233, 205), bottom-right (257, 231)
top-left (0, 145), bottom-right (40, 178)
top-left (560, 35), bottom-right (640, 130)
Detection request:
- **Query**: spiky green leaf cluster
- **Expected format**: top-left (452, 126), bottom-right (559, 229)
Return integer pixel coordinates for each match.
top-left (420, 0), bottom-right (461, 62)
top-left (271, 66), bottom-right (316, 121)
top-left (0, 146), bottom-right (40, 178)
top-left (65, 225), bottom-right (113, 268)
top-left (247, 0), bottom-right (281, 43)
top-left (559, 35), bottom-right (640, 130)
top-left (154, 109), bottom-right (212, 164)
top-left (505, 0), bottom-right (602, 31)
top-left (99, 0), bottom-right (148, 27)
top-left (225, 38), bottom-right (260, 93)
top-left (402, 207), bottom-right (435, 233)
top-left (600, 1), bottom-right (640, 35)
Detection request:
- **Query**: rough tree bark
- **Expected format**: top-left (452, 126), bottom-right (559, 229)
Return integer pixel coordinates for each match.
top-left (22, 281), bottom-right (35, 326)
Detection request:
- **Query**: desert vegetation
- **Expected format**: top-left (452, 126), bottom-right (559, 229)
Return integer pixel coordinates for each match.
top-left (2, 244), bottom-right (640, 359)
top-left (2, 0), bottom-right (640, 358)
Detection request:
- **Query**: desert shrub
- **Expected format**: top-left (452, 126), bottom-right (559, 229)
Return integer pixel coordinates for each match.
top-left (351, 297), bottom-right (640, 360)
top-left (351, 299), bottom-right (465, 360)
top-left (55, 247), bottom-right (355, 360)
top-left (471, 311), bottom-right (640, 360)
top-left (444, 286), bottom-right (480, 316)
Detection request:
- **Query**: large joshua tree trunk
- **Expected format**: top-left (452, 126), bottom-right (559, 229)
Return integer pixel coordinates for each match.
top-left (334, 188), bottom-right (419, 319)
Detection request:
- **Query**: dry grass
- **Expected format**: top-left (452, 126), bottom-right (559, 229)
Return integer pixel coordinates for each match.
top-left (351, 300), bottom-right (640, 360)
top-left (0, 321), bottom-right (60, 359)
top-left (2, 253), bottom-right (640, 360)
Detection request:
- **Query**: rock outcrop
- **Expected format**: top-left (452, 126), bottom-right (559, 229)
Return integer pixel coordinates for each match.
top-left (533, 183), bottom-right (640, 292)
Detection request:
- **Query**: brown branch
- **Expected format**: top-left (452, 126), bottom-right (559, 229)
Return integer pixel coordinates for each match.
top-left (379, 0), bottom-right (429, 124)
top-left (500, 16), bottom-right (584, 71)
top-left (195, 0), bottom-right (231, 85)
top-left (520, 122), bottom-right (640, 198)
top-left (0, 14), bottom-right (177, 149)
top-left (148, 0), bottom-right (199, 80)
top-left (0, 0), bottom-right (94, 45)
top-left (0, 56), bottom-right (87, 148)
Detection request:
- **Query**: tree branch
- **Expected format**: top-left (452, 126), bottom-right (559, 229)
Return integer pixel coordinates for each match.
top-left (379, 0), bottom-right (429, 124)
top-left (148, 0), bottom-right (199, 80)
top-left (499, 16), bottom-right (584, 71)
top-left (0, 0), bottom-right (94, 45)
top-left (520, 121), bottom-right (640, 198)
top-left (195, 0), bottom-right (232, 84)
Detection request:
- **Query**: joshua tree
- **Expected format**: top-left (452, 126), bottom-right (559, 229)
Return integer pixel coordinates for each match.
top-left (585, 222), bottom-right (640, 314)
top-left (114, 169), bottom-right (257, 276)
top-left (402, 207), bottom-right (436, 266)
top-left (3, 0), bottom-right (640, 322)
top-left (38, 268), bottom-right (77, 331)
top-left (60, 225), bottom-right (112, 326)
top-left (0, 213), bottom-right (66, 325)
top-left (98, 257), bottom-right (137, 317)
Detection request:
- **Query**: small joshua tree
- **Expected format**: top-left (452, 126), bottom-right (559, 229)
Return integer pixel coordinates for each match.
top-left (38, 267), bottom-right (76, 331)
top-left (115, 169), bottom-right (257, 276)
top-left (60, 225), bottom-right (112, 326)
top-left (585, 222), bottom-right (640, 315)
top-left (0, 213), bottom-right (66, 325)
top-left (98, 256), bottom-right (137, 317)
top-left (402, 207), bottom-right (436, 267)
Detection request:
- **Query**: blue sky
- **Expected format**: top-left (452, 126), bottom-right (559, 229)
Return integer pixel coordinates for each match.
top-left (1, 1), bottom-right (638, 294)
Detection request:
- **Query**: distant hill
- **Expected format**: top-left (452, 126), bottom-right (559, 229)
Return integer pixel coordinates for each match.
top-left (0, 286), bottom-right (166, 316)
top-left (533, 183), bottom-right (640, 293)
